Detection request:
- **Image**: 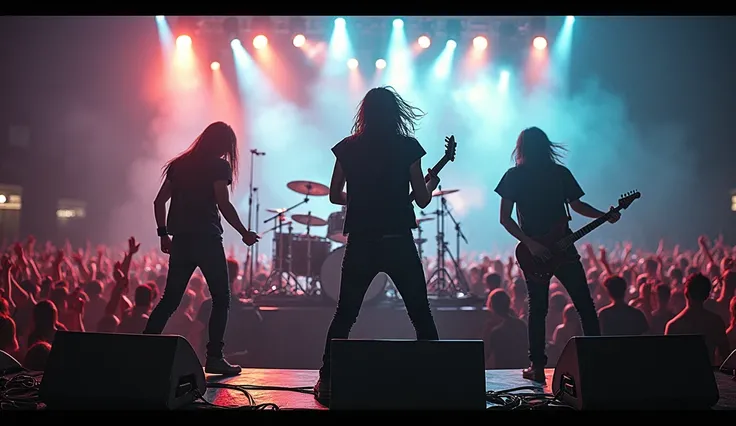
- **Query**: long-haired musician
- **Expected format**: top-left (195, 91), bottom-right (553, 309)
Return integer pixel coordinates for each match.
top-left (144, 121), bottom-right (259, 376)
top-left (314, 87), bottom-right (441, 404)
top-left (495, 127), bottom-right (619, 382)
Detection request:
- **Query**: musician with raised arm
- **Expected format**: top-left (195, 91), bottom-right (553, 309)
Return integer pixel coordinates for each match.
top-left (314, 87), bottom-right (441, 405)
top-left (143, 121), bottom-right (259, 376)
top-left (494, 127), bottom-right (620, 382)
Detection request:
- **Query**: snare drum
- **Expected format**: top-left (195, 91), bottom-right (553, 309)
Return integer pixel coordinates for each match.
top-left (320, 246), bottom-right (391, 304)
top-left (326, 209), bottom-right (348, 245)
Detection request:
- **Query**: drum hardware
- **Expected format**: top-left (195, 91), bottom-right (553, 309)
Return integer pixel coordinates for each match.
top-left (291, 212), bottom-right (327, 290)
top-left (280, 234), bottom-right (331, 284)
top-left (425, 187), bottom-right (469, 297)
top-left (266, 208), bottom-right (286, 214)
top-left (326, 206), bottom-right (348, 245)
top-left (440, 195), bottom-right (470, 293)
top-left (253, 187), bottom-right (261, 280)
top-left (246, 149), bottom-right (266, 295)
top-left (264, 216), bottom-right (300, 294)
top-left (261, 219), bottom-right (292, 235)
top-left (415, 216), bottom-right (434, 262)
top-left (263, 180), bottom-right (329, 295)
top-left (262, 191), bottom-right (314, 294)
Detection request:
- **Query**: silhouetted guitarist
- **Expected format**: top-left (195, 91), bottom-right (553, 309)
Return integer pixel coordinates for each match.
top-left (314, 86), bottom-right (447, 406)
top-left (494, 127), bottom-right (620, 382)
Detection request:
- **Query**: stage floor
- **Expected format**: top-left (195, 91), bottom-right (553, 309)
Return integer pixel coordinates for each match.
top-left (202, 368), bottom-right (736, 410)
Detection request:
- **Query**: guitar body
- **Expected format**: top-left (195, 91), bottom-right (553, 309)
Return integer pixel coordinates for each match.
top-left (515, 226), bottom-right (577, 281)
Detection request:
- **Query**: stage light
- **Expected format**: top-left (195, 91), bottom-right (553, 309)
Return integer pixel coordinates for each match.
top-left (473, 36), bottom-right (488, 51)
top-left (293, 34), bottom-right (306, 48)
top-left (532, 36), bottom-right (547, 50)
top-left (375, 59), bottom-right (386, 69)
top-left (393, 19), bottom-right (404, 29)
top-left (210, 61), bottom-right (220, 71)
top-left (446, 40), bottom-right (457, 49)
top-left (417, 35), bottom-right (431, 49)
top-left (176, 35), bottom-right (192, 49)
top-left (230, 39), bottom-right (241, 48)
top-left (335, 17), bottom-right (346, 28)
top-left (347, 58), bottom-right (359, 69)
top-left (155, 16), bottom-right (165, 22)
top-left (566, 16), bottom-right (576, 24)
top-left (253, 35), bottom-right (268, 49)
top-left (0, 194), bottom-right (6, 204)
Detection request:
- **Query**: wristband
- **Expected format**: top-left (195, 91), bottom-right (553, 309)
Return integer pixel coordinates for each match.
top-left (157, 227), bottom-right (168, 237)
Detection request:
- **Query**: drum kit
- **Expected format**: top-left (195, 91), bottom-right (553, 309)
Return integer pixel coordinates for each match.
top-left (253, 180), bottom-right (470, 303)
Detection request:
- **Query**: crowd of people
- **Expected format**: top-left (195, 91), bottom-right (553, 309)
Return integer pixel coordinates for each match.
top-left (1, 234), bottom-right (735, 372)
top-left (469, 236), bottom-right (736, 369)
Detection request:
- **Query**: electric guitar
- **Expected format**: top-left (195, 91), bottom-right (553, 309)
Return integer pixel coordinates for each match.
top-left (515, 191), bottom-right (641, 280)
top-left (410, 135), bottom-right (457, 203)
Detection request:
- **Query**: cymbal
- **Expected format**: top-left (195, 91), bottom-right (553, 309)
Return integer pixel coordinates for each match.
top-left (432, 189), bottom-right (459, 197)
top-left (291, 214), bottom-right (328, 227)
top-left (266, 208), bottom-right (286, 214)
top-left (287, 180), bottom-right (330, 196)
top-left (414, 238), bottom-right (427, 245)
top-left (416, 217), bottom-right (434, 224)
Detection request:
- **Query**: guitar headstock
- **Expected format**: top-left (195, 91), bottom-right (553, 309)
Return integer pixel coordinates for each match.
top-left (444, 135), bottom-right (457, 162)
top-left (617, 190), bottom-right (641, 210)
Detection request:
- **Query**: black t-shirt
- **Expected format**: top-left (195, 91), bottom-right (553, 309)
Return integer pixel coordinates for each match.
top-left (166, 157), bottom-right (232, 236)
top-left (332, 133), bottom-right (426, 236)
top-left (494, 163), bottom-right (584, 237)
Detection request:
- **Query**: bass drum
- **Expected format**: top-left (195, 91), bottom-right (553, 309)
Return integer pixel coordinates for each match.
top-left (320, 246), bottom-right (391, 305)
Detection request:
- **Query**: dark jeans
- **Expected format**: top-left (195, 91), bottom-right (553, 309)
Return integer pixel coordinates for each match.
top-left (319, 233), bottom-right (439, 378)
top-left (143, 234), bottom-right (230, 359)
top-left (525, 259), bottom-right (600, 367)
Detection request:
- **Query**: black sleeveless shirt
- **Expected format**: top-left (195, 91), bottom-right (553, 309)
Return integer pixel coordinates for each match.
top-left (332, 133), bottom-right (426, 236)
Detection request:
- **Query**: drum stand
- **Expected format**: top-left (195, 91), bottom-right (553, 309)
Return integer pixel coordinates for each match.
top-left (416, 222), bottom-right (426, 261)
top-left (441, 197), bottom-right (470, 293)
top-left (426, 190), bottom-right (465, 297)
top-left (263, 197), bottom-right (310, 295)
top-left (263, 215), bottom-right (298, 294)
top-left (303, 211), bottom-right (319, 295)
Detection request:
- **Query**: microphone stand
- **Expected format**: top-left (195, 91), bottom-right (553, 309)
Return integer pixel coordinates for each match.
top-left (442, 197), bottom-right (470, 293)
top-left (253, 187), bottom-right (260, 273)
top-left (246, 149), bottom-right (264, 295)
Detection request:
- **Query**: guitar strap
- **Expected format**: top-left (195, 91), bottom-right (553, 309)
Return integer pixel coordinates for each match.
top-left (564, 199), bottom-right (573, 222)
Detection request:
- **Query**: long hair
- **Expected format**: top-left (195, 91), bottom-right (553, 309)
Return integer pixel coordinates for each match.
top-left (512, 126), bottom-right (567, 166)
top-left (351, 86), bottom-right (425, 137)
top-left (162, 121), bottom-right (239, 188)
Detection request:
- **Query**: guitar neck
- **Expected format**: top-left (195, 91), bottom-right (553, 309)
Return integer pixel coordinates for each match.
top-left (427, 157), bottom-right (450, 182)
top-left (410, 155), bottom-right (449, 203)
top-left (558, 206), bottom-right (622, 249)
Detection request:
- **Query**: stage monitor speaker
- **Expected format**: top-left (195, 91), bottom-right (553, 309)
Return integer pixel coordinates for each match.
top-left (330, 339), bottom-right (486, 410)
top-left (552, 335), bottom-right (719, 410)
top-left (40, 331), bottom-right (205, 410)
